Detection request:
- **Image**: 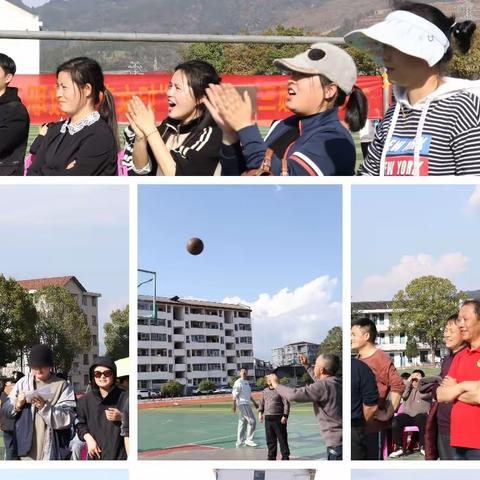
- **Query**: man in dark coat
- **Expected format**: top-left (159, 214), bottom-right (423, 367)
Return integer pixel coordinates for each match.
top-left (0, 53), bottom-right (30, 175)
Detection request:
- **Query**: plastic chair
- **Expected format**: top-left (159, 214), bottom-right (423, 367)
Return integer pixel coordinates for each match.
top-left (403, 425), bottom-right (420, 450)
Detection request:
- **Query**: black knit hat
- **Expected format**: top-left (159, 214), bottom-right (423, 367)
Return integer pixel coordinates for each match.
top-left (28, 344), bottom-right (54, 367)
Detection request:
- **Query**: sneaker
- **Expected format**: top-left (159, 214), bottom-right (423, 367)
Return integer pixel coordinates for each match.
top-left (245, 440), bottom-right (258, 447)
top-left (420, 448), bottom-right (425, 456)
top-left (235, 442), bottom-right (244, 448)
top-left (388, 448), bottom-right (404, 458)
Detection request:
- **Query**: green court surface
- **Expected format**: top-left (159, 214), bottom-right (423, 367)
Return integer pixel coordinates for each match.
top-left (138, 401), bottom-right (326, 460)
top-left (0, 434), bottom-right (4, 460)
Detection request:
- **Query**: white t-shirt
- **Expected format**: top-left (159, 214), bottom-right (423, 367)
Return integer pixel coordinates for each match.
top-left (232, 378), bottom-right (251, 405)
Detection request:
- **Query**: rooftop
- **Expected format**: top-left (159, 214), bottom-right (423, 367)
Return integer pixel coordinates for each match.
top-left (138, 294), bottom-right (251, 312)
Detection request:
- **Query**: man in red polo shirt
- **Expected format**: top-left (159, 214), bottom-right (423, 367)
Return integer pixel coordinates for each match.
top-left (437, 300), bottom-right (480, 460)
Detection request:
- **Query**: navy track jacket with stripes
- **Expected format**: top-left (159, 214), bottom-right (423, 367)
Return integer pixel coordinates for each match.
top-left (220, 108), bottom-right (356, 176)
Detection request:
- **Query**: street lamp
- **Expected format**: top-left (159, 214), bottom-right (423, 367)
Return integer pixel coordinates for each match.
top-left (138, 269), bottom-right (157, 320)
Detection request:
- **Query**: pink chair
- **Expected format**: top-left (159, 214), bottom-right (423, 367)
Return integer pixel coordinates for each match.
top-left (403, 425), bottom-right (420, 450)
top-left (24, 152), bottom-right (127, 176)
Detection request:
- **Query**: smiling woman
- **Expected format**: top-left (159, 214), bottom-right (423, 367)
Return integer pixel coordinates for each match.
top-left (124, 60), bottom-right (223, 176)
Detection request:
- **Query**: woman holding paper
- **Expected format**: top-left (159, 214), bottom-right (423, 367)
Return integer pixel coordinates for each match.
top-left (0, 344), bottom-right (76, 460)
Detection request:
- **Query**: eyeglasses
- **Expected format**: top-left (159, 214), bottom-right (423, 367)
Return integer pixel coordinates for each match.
top-left (93, 370), bottom-right (113, 379)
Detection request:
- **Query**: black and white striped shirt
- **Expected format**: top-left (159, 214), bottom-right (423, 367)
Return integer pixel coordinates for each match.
top-left (359, 91), bottom-right (480, 176)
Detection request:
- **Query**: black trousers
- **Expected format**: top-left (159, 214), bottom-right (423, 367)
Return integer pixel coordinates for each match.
top-left (351, 420), bottom-right (366, 460)
top-left (392, 413), bottom-right (427, 448)
top-left (265, 416), bottom-right (290, 460)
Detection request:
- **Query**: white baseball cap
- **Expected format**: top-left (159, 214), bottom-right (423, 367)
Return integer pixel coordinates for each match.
top-left (274, 42), bottom-right (358, 94)
top-left (344, 10), bottom-right (450, 67)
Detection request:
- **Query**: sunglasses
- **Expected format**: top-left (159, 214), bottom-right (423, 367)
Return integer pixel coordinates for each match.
top-left (93, 370), bottom-right (113, 379)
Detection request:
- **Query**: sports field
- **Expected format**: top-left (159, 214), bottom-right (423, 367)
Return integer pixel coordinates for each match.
top-left (138, 395), bottom-right (326, 460)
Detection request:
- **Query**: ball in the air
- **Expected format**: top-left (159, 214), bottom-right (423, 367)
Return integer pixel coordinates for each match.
top-left (186, 237), bottom-right (204, 255)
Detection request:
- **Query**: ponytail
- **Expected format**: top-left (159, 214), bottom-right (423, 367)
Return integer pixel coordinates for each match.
top-left (451, 20), bottom-right (477, 54)
top-left (99, 88), bottom-right (119, 151)
top-left (319, 75), bottom-right (368, 132)
top-left (343, 86), bottom-right (368, 132)
top-left (392, 2), bottom-right (477, 64)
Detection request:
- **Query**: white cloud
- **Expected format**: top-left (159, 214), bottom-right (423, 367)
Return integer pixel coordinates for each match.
top-left (356, 252), bottom-right (468, 301)
top-left (223, 276), bottom-right (341, 360)
top-left (467, 186), bottom-right (480, 213)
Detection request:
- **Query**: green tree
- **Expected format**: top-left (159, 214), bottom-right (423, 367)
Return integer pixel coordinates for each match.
top-left (279, 376), bottom-right (290, 385)
top-left (33, 286), bottom-right (91, 375)
top-left (161, 380), bottom-right (183, 398)
top-left (318, 326), bottom-right (342, 356)
top-left (181, 25), bottom-right (311, 75)
top-left (228, 375), bottom-right (239, 387)
top-left (198, 379), bottom-right (217, 392)
top-left (344, 46), bottom-right (382, 76)
top-left (405, 337), bottom-right (420, 363)
top-left (256, 376), bottom-right (268, 388)
top-left (0, 275), bottom-right (39, 368)
top-left (391, 276), bottom-right (466, 364)
top-left (104, 305), bottom-right (129, 360)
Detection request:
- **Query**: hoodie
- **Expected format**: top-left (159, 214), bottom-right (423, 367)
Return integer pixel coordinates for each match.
top-left (76, 357), bottom-right (128, 460)
top-left (359, 77), bottom-right (480, 176)
top-left (0, 86), bottom-right (30, 175)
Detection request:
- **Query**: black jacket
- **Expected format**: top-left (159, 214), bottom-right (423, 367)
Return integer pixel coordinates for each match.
top-left (27, 118), bottom-right (117, 176)
top-left (0, 87), bottom-right (30, 175)
top-left (126, 116), bottom-right (222, 176)
top-left (76, 357), bottom-right (128, 460)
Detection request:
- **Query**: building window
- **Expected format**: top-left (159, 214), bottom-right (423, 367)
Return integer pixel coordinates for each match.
top-left (84, 374), bottom-right (89, 386)
top-left (92, 297), bottom-right (97, 307)
top-left (389, 334), bottom-right (394, 344)
top-left (83, 354), bottom-right (89, 365)
top-left (82, 296), bottom-right (88, 306)
top-left (400, 333), bottom-right (406, 344)
top-left (91, 315), bottom-right (97, 326)
top-left (91, 335), bottom-right (98, 346)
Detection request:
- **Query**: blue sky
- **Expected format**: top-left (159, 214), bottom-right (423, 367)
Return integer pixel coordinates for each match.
top-left (353, 471), bottom-right (480, 480)
top-left (352, 185), bottom-right (480, 301)
top-left (138, 185), bottom-right (342, 359)
top-left (0, 185), bottom-right (129, 352)
top-left (0, 471), bottom-right (127, 480)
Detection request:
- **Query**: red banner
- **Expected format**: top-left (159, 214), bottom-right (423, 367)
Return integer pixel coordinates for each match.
top-left (12, 73), bottom-right (384, 125)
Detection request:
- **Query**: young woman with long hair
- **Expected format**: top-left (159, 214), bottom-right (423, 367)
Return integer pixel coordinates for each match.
top-left (124, 59), bottom-right (222, 176)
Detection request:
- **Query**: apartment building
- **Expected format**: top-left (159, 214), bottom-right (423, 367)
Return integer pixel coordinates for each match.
top-left (12, 276), bottom-right (100, 391)
top-left (272, 341), bottom-right (320, 368)
top-left (137, 295), bottom-right (254, 393)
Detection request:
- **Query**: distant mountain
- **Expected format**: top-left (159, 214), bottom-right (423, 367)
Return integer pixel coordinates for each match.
top-left (33, 0), bottom-right (392, 71)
